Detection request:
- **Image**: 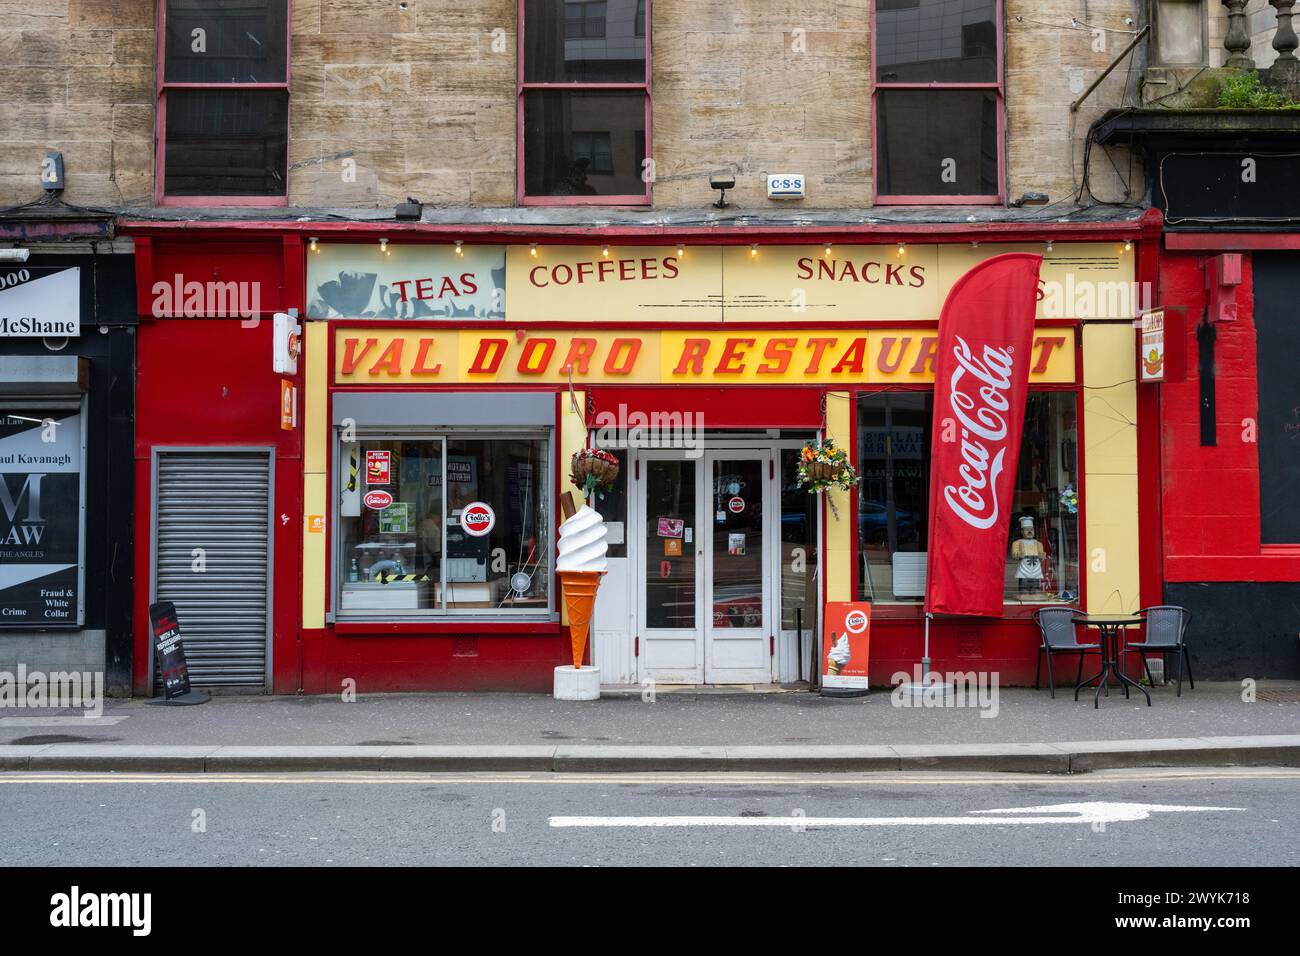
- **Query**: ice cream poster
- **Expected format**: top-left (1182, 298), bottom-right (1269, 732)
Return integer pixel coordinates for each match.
top-left (823, 602), bottom-right (872, 690)
top-left (366, 450), bottom-right (391, 485)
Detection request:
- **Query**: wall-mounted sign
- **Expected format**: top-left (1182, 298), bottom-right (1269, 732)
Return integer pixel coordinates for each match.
top-left (334, 327), bottom-right (1076, 386)
top-left (767, 173), bottom-right (805, 199)
top-left (506, 243), bottom-right (1133, 324)
top-left (1140, 308), bottom-right (1165, 383)
top-left (307, 244), bottom-right (505, 320)
top-left (273, 309), bottom-right (302, 374)
top-left (0, 267), bottom-right (80, 337)
top-left (279, 379), bottom-right (297, 431)
top-left (0, 410), bottom-right (82, 626)
top-left (460, 501), bottom-right (495, 537)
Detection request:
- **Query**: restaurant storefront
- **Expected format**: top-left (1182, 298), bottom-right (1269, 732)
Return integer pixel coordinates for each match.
top-left (294, 227), bottom-right (1158, 692)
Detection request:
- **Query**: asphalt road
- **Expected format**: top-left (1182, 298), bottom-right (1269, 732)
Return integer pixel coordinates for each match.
top-left (0, 767), bottom-right (1296, 866)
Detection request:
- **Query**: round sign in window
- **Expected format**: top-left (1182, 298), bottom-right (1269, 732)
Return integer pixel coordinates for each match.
top-left (727, 496), bottom-right (745, 514)
top-left (363, 489), bottom-right (393, 510)
top-left (461, 502), bottom-right (496, 537)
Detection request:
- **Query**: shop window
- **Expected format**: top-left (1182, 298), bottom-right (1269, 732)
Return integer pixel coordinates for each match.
top-left (337, 434), bottom-right (551, 617)
top-left (1006, 393), bottom-right (1081, 605)
top-left (157, 0), bottom-right (289, 204)
top-left (520, 0), bottom-right (651, 203)
top-left (873, 0), bottom-right (1003, 203)
top-left (857, 393), bottom-right (933, 604)
top-left (855, 391), bottom-right (1080, 605)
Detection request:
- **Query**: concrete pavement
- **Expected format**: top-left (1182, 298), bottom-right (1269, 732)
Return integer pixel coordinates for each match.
top-left (0, 681), bottom-right (1295, 773)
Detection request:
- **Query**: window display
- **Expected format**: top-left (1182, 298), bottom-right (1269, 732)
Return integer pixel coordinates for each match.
top-left (337, 433), bottom-right (551, 617)
top-left (855, 391), bottom-right (1080, 606)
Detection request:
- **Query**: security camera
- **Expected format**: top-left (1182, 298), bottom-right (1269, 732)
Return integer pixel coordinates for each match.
top-left (710, 170), bottom-right (736, 209)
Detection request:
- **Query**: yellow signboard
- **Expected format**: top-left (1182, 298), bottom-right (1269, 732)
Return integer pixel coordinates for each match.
top-left (333, 327), bottom-right (1076, 385)
top-left (505, 243), bottom-right (1136, 324)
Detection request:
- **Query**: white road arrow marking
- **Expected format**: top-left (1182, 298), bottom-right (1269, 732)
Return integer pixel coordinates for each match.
top-left (548, 801), bottom-right (1244, 829)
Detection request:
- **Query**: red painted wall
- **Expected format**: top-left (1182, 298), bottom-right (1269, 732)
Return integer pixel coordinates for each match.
top-left (1157, 251), bottom-right (1295, 582)
top-left (132, 240), bottom-right (305, 695)
top-left (299, 629), bottom-right (571, 695)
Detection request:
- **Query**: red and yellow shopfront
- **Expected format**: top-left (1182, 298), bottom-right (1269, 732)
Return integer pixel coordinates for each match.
top-left (297, 232), bottom-right (1156, 691)
top-left (122, 219), bottom-right (1161, 694)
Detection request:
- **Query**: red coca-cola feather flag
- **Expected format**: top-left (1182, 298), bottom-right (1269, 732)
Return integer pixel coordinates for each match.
top-left (925, 253), bottom-right (1044, 617)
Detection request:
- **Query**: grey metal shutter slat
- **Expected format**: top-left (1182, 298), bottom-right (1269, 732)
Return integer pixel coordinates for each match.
top-left (154, 451), bottom-right (271, 691)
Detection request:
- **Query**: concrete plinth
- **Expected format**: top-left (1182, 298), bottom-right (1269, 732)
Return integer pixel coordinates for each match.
top-left (553, 665), bottom-right (601, 701)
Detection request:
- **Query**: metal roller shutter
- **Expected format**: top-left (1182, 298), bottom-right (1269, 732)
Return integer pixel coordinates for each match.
top-left (153, 450), bottom-right (272, 691)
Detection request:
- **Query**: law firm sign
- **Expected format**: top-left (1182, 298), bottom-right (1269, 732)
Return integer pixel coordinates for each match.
top-left (0, 268), bottom-right (80, 338)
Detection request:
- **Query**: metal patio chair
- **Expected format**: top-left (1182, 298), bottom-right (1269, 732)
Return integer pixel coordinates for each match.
top-left (1128, 606), bottom-right (1194, 697)
top-left (1034, 606), bottom-right (1098, 698)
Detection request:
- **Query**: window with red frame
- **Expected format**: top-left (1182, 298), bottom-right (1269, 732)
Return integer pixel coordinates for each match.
top-left (520, 0), bottom-right (651, 204)
top-left (157, 0), bottom-right (290, 203)
top-left (873, 0), bottom-right (1003, 203)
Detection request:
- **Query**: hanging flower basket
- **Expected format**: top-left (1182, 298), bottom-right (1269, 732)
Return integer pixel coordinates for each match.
top-left (796, 438), bottom-right (859, 518)
top-left (571, 448), bottom-right (620, 498)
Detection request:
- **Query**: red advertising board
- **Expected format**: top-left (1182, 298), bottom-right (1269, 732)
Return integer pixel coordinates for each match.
top-left (823, 601), bottom-right (872, 693)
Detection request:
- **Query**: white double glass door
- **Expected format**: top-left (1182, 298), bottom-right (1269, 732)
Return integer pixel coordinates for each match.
top-left (637, 449), bottom-right (774, 684)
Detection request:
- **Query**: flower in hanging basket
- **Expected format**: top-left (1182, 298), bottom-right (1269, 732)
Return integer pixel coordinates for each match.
top-left (571, 448), bottom-right (620, 497)
top-left (795, 438), bottom-right (860, 494)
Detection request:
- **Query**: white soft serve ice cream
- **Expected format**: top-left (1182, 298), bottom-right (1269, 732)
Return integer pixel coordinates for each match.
top-left (828, 633), bottom-right (851, 667)
top-left (556, 505), bottom-right (609, 573)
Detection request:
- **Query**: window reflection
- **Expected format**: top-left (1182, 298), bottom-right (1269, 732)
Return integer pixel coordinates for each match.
top-left (855, 391), bottom-right (1080, 606)
top-left (525, 0), bottom-right (646, 83)
top-left (338, 435), bottom-right (550, 616)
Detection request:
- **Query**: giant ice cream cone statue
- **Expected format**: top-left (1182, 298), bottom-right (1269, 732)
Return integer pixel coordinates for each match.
top-left (557, 498), bottom-right (608, 669)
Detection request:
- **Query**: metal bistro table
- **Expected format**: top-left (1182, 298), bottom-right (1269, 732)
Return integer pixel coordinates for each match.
top-left (1071, 612), bottom-right (1151, 708)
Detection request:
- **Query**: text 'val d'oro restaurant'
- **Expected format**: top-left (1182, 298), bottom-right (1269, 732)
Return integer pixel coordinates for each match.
top-left (293, 236), bottom-right (1151, 692)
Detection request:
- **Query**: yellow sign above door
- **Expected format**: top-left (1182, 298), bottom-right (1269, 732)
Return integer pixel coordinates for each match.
top-left (333, 327), bottom-right (1076, 385)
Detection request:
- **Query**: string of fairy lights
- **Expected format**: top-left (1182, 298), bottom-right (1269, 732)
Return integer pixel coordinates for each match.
top-left (305, 237), bottom-right (1135, 258)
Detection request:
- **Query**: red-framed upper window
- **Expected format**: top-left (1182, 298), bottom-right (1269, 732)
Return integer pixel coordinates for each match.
top-left (872, 0), bottom-right (1005, 205)
top-left (155, 0), bottom-right (291, 207)
top-left (518, 0), bottom-right (652, 206)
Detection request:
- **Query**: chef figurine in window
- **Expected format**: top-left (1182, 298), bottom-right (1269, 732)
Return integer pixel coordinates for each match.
top-left (1011, 515), bottom-right (1044, 597)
